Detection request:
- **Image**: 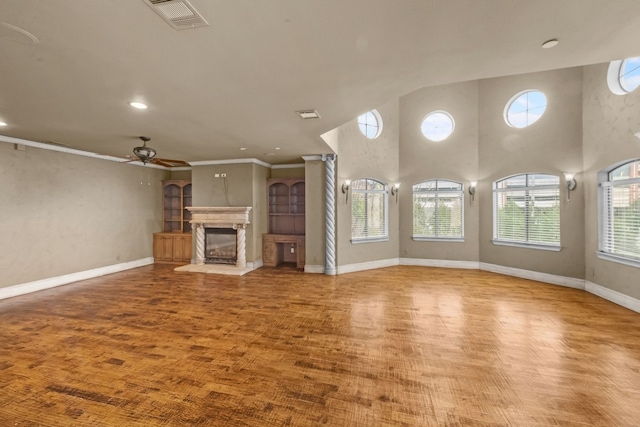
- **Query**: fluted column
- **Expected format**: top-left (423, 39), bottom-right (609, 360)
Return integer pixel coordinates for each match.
top-left (195, 223), bottom-right (205, 265)
top-left (236, 224), bottom-right (247, 268)
top-left (323, 154), bottom-right (337, 275)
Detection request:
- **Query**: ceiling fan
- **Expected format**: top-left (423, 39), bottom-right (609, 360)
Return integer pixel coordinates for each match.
top-left (128, 136), bottom-right (189, 168)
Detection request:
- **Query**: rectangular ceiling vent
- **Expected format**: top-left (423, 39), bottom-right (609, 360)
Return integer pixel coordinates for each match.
top-left (144, 0), bottom-right (209, 31)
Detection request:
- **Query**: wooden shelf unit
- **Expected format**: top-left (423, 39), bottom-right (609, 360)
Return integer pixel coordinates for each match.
top-left (154, 180), bottom-right (192, 264)
top-left (263, 178), bottom-right (305, 269)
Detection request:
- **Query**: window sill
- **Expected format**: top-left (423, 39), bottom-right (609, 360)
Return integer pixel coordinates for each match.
top-left (491, 239), bottom-right (561, 252)
top-left (412, 236), bottom-right (464, 243)
top-left (596, 252), bottom-right (640, 269)
top-left (351, 237), bottom-right (389, 244)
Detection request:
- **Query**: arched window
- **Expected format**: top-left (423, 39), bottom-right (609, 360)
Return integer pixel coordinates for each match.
top-left (598, 159), bottom-right (640, 265)
top-left (493, 173), bottom-right (560, 249)
top-left (351, 178), bottom-right (388, 242)
top-left (413, 179), bottom-right (464, 240)
top-left (421, 111), bottom-right (455, 142)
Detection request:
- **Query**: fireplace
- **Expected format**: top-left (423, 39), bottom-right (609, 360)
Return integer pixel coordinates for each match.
top-left (205, 228), bottom-right (237, 265)
top-left (186, 207), bottom-right (252, 269)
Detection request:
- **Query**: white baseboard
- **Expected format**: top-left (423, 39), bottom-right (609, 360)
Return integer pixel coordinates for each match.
top-left (337, 258), bottom-right (400, 275)
top-left (479, 262), bottom-right (585, 289)
top-left (304, 265), bottom-right (325, 274)
top-left (585, 281), bottom-right (640, 313)
top-left (0, 257), bottom-right (154, 301)
top-left (400, 258), bottom-right (480, 269)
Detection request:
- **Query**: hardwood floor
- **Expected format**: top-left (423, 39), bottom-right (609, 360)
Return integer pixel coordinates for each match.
top-left (1, 265), bottom-right (639, 426)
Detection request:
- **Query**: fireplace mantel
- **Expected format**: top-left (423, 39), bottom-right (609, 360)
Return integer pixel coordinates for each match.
top-left (187, 207), bottom-right (252, 228)
top-left (187, 207), bottom-right (252, 268)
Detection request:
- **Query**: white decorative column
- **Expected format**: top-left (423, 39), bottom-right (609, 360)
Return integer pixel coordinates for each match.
top-left (195, 223), bottom-right (205, 265)
top-left (235, 224), bottom-right (247, 268)
top-left (323, 154), bottom-right (337, 275)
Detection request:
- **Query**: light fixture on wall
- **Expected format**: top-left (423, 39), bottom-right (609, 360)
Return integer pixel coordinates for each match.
top-left (342, 179), bottom-right (351, 202)
top-left (469, 181), bottom-right (477, 202)
top-left (391, 183), bottom-right (400, 203)
top-left (565, 173), bottom-right (577, 201)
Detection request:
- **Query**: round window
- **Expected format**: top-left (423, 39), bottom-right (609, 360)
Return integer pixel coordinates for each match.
top-left (357, 110), bottom-right (383, 139)
top-left (504, 90), bottom-right (547, 128)
top-left (421, 111), bottom-right (455, 142)
top-left (620, 57), bottom-right (640, 93)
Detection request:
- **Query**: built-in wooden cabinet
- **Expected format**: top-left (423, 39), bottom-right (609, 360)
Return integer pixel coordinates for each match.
top-left (153, 233), bottom-right (192, 263)
top-left (162, 180), bottom-right (192, 233)
top-left (267, 179), bottom-right (305, 235)
top-left (263, 179), bottom-right (305, 269)
top-left (154, 180), bottom-right (192, 264)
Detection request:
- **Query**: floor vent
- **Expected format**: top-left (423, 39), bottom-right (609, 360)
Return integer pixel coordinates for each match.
top-left (144, 0), bottom-right (209, 31)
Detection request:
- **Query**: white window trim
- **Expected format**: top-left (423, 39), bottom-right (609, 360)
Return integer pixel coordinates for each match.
top-left (491, 239), bottom-right (561, 252)
top-left (412, 179), bottom-right (465, 240)
top-left (350, 178), bottom-right (389, 243)
top-left (492, 173), bottom-right (561, 249)
top-left (597, 159), bottom-right (640, 267)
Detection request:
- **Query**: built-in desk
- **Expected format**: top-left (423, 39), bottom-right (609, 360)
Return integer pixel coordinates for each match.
top-left (262, 234), bottom-right (305, 269)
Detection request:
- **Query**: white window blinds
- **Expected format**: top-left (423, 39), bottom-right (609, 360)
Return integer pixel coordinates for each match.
top-left (351, 179), bottom-right (388, 240)
top-left (413, 180), bottom-right (464, 239)
top-left (493, 174), bottom-right (560, 247)
top-left (601, 160), bottom-right (640, 260)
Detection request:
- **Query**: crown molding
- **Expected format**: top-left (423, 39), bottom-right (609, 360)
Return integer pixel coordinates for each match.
top-left (1, 134), bottom-right (169, 170)
top-left (189, 158), bottom-right (272, 168)
top-left (271, 163), bottom-right (305, 169)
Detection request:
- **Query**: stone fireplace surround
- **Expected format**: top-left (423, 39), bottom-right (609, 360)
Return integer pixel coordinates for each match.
top-left (174, 207), bottom-right (253, 276)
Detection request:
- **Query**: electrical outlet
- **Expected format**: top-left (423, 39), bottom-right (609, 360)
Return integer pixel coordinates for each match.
top-left (290, 247), bottom-right (295, 253)
top-left (221, 173), bottom-right (227, 177)
top-left (214, 173), bottom-right (220, 178)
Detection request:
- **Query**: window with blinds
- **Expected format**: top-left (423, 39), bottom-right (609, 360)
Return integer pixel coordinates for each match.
top-left (493, 174), bottom-right (560, 248)
top-left (600, 160), bottom-right (640, 262)
top-left (413, 180), bottom-right (464, 240)
top-left (351, 178), bottom-right (388, 241)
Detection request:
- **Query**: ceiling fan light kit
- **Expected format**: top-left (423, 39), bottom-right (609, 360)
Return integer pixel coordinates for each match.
top-left (133, 136), bottom-right (157, 164)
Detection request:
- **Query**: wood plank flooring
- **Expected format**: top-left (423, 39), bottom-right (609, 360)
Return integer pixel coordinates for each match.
top-left (1, 265), bottom-right (639, 426)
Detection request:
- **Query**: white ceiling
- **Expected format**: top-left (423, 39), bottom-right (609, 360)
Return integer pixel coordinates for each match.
top-left (1, 0), bottom-right (640, 165)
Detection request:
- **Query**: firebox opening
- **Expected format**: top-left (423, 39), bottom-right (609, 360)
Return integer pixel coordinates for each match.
top-left (205, 228), bottom-right (237, 265)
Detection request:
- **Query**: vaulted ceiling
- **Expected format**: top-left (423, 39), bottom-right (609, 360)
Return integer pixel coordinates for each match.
top-left (1, 0), bottom-right (640, 164)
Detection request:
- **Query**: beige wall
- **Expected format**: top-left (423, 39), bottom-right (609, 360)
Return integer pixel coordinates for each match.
top-left (583, 63), bottom-right (640, 299)
top-left (270, 166), bottom-right (305, 179)
top-left (336, 99), bottom-right (400, 266)
top-left (0, 142), bottom-right (168, 288)
top-left (478, 67), bottom-right (585, 279)
top-left (304, 159), bottom-right (326, 268)
top-left (399, 81), bottom-right (480, 261)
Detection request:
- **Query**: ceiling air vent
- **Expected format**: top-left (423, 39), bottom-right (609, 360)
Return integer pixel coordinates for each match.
top-left (144, 0), bottom-right (209, 31)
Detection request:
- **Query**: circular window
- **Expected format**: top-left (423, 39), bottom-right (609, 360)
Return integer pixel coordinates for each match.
top-left (421, 111), bottom-right (455, 141)
top-left (357, 110), bottom-right (383, 139)
top-left (504, 90), bottom-right (547, 128)
top-left (620, 57), bottom-right (640, 93)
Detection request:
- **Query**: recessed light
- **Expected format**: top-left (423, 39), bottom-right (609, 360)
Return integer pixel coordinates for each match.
top-left (0, 121), bottom-right (7, 127)
top-left (240, 147), bottom-right (247, 151)
top-left (541, 39), bottom-right (559, 49)
top-left (275, 147), bottom-right (281, 150)
top-left (129, 101), bottom-right (148, 109)
top-left (296, 109), bottom-right (321, 119)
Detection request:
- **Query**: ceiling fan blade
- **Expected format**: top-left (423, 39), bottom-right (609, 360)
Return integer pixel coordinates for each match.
top-left (154, 157), bottom-right (190, 166)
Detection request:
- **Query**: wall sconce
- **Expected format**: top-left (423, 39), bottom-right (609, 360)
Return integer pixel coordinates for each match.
top-left (391, 183), bottom-right (400, 202)
top-left (565, 173), bottom-right (577, 201)
top-left (342, 179), bottom-right (351, 202)
top-left (469, 181), bottom-right (477, 202)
